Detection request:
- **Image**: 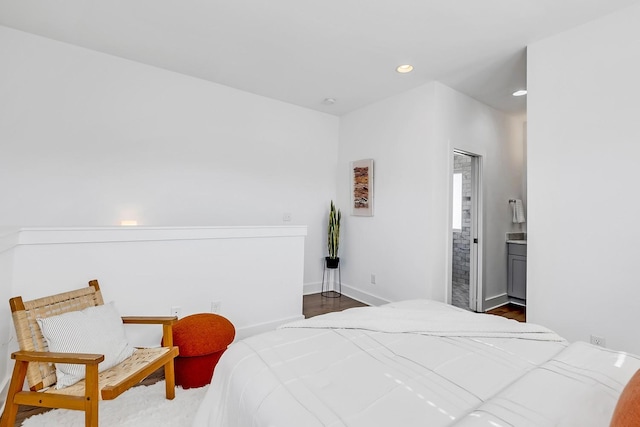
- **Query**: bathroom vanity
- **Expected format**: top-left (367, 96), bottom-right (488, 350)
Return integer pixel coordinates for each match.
top-left (507, 240), bottom-right (527, 302)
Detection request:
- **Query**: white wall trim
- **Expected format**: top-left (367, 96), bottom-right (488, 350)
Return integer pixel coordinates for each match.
top-left (303, 281), bottom-right (322, 295)
top-left (16, 226), bottom-right (307, 246)
top-left (235, 315), bottom-right (304, 340)
top-left (484, 293), bottom-right (509, 312)
top-left (341, 284), bottom-right (391, 306)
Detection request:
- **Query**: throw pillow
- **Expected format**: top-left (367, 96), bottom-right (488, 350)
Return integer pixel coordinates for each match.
top-left (37, 301), bottom-right (135, 389)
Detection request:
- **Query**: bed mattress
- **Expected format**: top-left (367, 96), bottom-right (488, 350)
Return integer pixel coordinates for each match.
top-left (193, 300), bottom-right (640, 427)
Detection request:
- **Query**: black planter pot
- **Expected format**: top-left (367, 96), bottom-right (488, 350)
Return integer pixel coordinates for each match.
top-left (325, 256), bottom-right (340, 269)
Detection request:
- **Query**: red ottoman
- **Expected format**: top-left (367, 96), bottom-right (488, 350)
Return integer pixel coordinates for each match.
top-left (165, 313), bottom-right (235, 389)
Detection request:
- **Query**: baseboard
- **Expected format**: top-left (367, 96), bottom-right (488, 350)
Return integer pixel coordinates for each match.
top-left (340, 284), bottom-right (391, 307)
top-left (483, 293), bottom-right (509, 312)
top-left (304, 280), bottom-right (390, 307)
top-left (235, 315), bottom-right (304, 340)
top-left (303, 282), bottom-right (322, 295)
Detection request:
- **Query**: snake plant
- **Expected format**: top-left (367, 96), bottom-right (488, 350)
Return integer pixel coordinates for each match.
top-left (327, 200), bottom-right (341, 259)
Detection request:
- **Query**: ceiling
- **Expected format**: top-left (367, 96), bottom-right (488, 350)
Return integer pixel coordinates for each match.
top-left (1, 0), bottom-right (638, 116)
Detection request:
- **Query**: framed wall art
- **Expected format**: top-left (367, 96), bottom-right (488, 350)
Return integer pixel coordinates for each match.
top-left (350, 159), bottom-right (374, 216)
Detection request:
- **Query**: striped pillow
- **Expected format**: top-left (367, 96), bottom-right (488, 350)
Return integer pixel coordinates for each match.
top-left (37, 301), bottom-right (135, 389)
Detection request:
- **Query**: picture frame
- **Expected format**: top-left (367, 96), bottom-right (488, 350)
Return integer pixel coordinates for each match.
top-left (350, 159), bottom-right (374, 216)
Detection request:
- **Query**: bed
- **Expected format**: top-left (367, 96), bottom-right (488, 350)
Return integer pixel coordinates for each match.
top-left (192, 300), bottom-right (640, 426)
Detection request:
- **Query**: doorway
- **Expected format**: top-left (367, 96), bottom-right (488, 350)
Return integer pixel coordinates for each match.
top-left (451, 150), bottom-right (482, 312)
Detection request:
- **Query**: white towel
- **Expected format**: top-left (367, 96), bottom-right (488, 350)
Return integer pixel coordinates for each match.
top-left (512, 199), bottom-right (526, 223)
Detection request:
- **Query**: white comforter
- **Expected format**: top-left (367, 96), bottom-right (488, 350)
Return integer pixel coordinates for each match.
top-left (193, 300), bottom-right (640, 427)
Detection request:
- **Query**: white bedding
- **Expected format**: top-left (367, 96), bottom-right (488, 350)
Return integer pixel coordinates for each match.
top-left (193, 300), bottom-right (640, 427)
top-left (281, 303), bottom-right (564, 341)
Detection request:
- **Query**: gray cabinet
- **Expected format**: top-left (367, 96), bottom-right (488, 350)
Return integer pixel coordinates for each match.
top-left (507, 243), bottom-right (527, 301)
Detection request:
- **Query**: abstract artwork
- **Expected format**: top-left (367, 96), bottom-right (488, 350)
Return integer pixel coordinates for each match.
top-left (350, 159), bottom-right (374, 216)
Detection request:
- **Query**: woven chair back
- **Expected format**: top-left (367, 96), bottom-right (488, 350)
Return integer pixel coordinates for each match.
top-left (10, 283), bottom-right (104, 391)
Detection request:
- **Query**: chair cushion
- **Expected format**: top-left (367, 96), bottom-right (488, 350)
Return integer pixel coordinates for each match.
top-left (37, 301), bottom-right (135, 389)
top-left (168, 313), bottom-right (235, 356)
top-left (44, 347), bottom-right (173, 400)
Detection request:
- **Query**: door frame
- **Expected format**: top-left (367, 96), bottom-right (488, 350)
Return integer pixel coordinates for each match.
top-left (450, 149), bottom-right (484, 312)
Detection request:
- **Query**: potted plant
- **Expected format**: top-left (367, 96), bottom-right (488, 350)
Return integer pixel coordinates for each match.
top-left (326, 200), bottom-right (341, 269)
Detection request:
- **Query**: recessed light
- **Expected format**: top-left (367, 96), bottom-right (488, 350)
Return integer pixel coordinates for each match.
top-left (512, 89), bottom-right (527, 97)
top-left (322, 98), bottom-right (336, 105)
top-left (396, 64), bottom-right (414, 74)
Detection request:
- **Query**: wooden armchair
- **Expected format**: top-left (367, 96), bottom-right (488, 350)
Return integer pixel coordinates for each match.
top-left (0, 280), bottom-right (179, 427)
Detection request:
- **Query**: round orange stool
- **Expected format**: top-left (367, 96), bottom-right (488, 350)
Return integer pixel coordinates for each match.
top-left (165, 313), bottom-right (235, 389)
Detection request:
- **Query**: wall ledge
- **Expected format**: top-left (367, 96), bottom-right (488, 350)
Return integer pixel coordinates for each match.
top-left (14, 226), bottom-right (307, 246)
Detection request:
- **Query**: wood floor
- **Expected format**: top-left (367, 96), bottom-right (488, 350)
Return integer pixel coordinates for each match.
top-left (486, 303), bottom-right (526, 322)
top-left (8, 295), bottom-right (524, 426)
top-left (303, 291), bottom-right (368, 318)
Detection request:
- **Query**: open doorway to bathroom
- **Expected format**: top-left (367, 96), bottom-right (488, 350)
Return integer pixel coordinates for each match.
top-left (451, 150), bottom-right (482, 312)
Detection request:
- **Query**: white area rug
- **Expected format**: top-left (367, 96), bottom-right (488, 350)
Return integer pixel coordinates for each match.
top-left (21, 381), bottom-right (208, 427)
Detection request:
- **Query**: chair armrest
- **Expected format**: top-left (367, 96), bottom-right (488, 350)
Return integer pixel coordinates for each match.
top-left (12, 350), bottom-right (104, 365)
top-left (121, 316), bottom-right (177, 325)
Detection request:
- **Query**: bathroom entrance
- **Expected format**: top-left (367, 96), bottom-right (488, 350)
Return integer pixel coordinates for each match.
top-left (451, 150), bottom-right (482, 312)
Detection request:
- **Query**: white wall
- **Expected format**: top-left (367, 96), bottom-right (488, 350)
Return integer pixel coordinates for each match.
top-left (527, 4), bottom-right (640, 354)
top-left (337, 81), bottom-right (525, 306)
top-left (337, 83), bottom-right (439, 303)
top-left (0, 26), bottom-right (338, 288)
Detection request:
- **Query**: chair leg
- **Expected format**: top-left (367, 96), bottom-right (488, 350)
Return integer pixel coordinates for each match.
top-left (0, 360), bottom-right (28, 427)
top-left (164, 360), bottom-right (176, 400)
top-left (84, 402), bottom-right (99, 427)
top-left (161, 325), bottom-right (176, 400)
top-left (84, 364), bottom-right (99, 427)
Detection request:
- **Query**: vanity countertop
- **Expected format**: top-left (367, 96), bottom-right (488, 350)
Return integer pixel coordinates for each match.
top-left (507, 239), bottom-right (527, 245)
top-left (506, 232), bottom-right (526, 245)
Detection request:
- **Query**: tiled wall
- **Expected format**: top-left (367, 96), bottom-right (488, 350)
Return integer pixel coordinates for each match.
top-left (452, 154), bottom-right (471, 286)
